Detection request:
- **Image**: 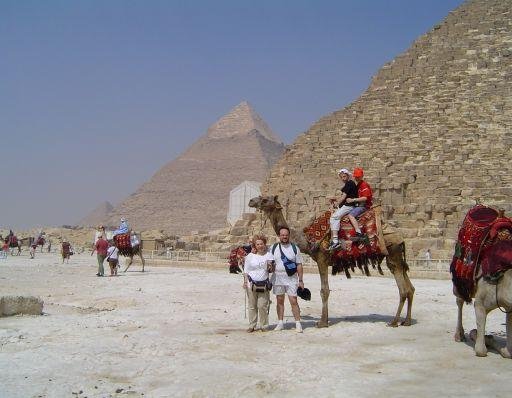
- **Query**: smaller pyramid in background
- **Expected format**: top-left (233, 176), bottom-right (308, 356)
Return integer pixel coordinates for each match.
top-left (105, 101), bottom-right (285, 233)
top-left (78, 201), bottom-right (114, 227)
top-left (207, 101), bottom-right (280, 142)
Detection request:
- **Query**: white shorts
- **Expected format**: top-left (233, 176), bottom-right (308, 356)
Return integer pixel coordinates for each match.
top-left (273, 283), bottom-right (298, 296)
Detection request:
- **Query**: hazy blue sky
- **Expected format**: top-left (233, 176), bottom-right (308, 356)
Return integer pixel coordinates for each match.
top-left (1, 0), bottom-right (464, 229)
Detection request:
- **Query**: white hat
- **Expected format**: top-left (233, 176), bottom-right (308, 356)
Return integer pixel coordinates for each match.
top-left (338, 168), bottom-right (351, 176)
top-left (121, 218), bottom-right (126, 222)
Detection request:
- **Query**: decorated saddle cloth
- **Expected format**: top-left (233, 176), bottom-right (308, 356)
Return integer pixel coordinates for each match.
top-left (228, 247), bottom-right (247, 274)
top-left (450, 205), bottom-right (512, 302)
top-left (114, 233), bottom-right (139, 256)
top-left (303, 208), bottom-right (384, 273)
top-left (8, 236), bottom-right (18, 248)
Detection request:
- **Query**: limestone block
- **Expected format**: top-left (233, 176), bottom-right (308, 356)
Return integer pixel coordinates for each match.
top-left (0, 296), bottom-right (43, 316)
top-left (230, 226), bottom-right (248, 236)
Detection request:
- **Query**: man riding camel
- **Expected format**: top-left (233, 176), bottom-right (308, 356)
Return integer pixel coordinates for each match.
top-left (346, 167), bottom-right (373, 237)
top-left (113, 218), bottom-right (129, 237)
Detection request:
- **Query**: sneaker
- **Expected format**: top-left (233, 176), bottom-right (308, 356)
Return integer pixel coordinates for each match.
top-left (246, 327), bottom-right (255, 333)
top-left (295, 322), bottom-right (303, 333)
top-left (350, 232), bottom-right (367, 242)
top-left (274, 322), bottom-right (284, 331)
top-left (328, 241), bottom-right (342, 251)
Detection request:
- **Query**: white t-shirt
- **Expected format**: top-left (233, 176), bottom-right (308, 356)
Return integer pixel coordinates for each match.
top-left (107, 246), bottom-right (119, 260)
top-left (272, 243), bottom-right (303, 286)
top-left (244, 252), bottom-right (273, 282)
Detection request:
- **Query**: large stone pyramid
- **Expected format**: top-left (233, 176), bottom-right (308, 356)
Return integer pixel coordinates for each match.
top-left (107, 101), bottom-right (285, 233)
top-left (262, 0), bottom-right (512, 256)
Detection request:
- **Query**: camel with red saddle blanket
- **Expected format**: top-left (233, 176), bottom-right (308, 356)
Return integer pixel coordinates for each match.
top-left (113, 232), bottom-right (146, 272)
top-left (451, 205), bottom-right (512, 358)
top-left (248, 195), bottom-right (415, 328)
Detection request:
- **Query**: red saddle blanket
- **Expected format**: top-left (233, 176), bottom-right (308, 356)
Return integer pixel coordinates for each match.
top-left (451, 205), bottom-right (512, 301)
top-left (304, 208), bottom-right (382, 269)
top-left (228, 247), bottom-right (247, 274)
top-left (114, 233), bottom-right (132, 250)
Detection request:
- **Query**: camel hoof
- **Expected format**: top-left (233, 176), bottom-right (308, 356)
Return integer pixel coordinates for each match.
top-left (475, 349), bottom-right (488, 357)
top-left (316, 321), bottom-right (329, 328)
top-left (499, 348), bottom-right (512, 359)
top-left (387, 321), bottom-right (399, 328)
top-left (400, 319), bottom-right (412, 326)
top-left (454, 333), bottom-right (466, 342)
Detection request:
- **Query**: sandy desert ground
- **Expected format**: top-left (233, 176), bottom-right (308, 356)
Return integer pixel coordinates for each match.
top-left (1, 252), bottom-right (511, 398)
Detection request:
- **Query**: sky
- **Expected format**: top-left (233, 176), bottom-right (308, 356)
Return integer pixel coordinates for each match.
top-left (1, 0), bottom-right (464, 229)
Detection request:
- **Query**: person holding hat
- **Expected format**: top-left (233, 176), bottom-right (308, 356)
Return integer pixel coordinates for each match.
top-left (346, 167), bottom-right (373, 234)
top-left (328, 168), bottom-right (361, 250)
top-left (271, 226), bottom-right (304, 333)
top-left (243, 234), bottom-right (274, 332)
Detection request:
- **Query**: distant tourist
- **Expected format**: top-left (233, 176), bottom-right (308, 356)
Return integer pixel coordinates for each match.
top-left (106, 241), bottom-right (119, 276)
top-left (425, 249), bottom-right (432, 266)
top-left (61, 240), bottom-right (71, 264)
top-left (91, 234), bottom-right (108, 276)
top-left (94, 225), bottom-right (106, 245)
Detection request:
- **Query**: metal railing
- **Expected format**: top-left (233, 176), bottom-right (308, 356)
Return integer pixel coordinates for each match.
top-left (141, 249), bottom-right (450, 272)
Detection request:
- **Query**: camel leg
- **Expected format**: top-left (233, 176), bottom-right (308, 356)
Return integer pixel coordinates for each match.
top-left (454, 296), bottom-right (465, 342)
top-left (387, 251), bottom-right (414, 327)
top-left (499, 312), bottom-right (512, 359)
top-left (474, 298), bottom-right (488, 357)
top-left (139, 250), bottom-right (145, 272)
top-left (317, 253), bottom-right (330, 328)
top-left (123, 255), bottom-right (134, 272)
top-left (401, 271), bottom-right (415, 326)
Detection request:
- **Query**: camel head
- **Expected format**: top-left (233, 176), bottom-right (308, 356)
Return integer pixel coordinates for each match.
top-left (248, 195), bottom-right (282, 213)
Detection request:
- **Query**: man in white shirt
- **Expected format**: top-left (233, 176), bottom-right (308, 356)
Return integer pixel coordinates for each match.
top-left (271, 226), bottom-right (304, 333)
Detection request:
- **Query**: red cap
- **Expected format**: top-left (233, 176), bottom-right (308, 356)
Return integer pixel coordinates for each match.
top-left (353, 168), bottom-right (364, 178)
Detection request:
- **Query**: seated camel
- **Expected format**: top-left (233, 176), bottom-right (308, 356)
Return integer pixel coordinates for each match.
top-left (248, 195), bottom-right (414, 328)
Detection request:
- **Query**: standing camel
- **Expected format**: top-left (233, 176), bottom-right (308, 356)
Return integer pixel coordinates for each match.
top-left (452, 207), bottom-right (512, 358)
top-left (248, 195), bottom-right (415, 328)
top-left (113, 232), bottom-right (146, 272)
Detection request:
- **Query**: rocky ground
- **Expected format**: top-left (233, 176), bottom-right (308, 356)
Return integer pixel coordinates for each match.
top-left (1, 252), bottom-right (511, 398)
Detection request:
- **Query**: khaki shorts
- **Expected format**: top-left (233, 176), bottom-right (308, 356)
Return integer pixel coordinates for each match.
top-left (273, 283), bottom-right (298, 296)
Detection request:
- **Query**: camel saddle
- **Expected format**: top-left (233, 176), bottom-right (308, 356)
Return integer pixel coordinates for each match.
top-left (228, 246), bottom-right (247, 274)
top-left (450, 205), bottom-right (512, 302)
top-left (114, 233), bottom-right (140, 256)
top-left (303, 206), bottom-right (386, 275)
top-left (8, 236), bottom-right (18, 247)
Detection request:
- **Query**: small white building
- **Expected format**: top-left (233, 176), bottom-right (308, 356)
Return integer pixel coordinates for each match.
top-left (227, 181), bottom-right (261, 226)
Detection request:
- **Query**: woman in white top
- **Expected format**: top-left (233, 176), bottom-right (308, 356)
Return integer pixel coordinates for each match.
top-left (243, 234), bottom-right (274, 332)
top-left (106, 241), bottom-right (119, 276)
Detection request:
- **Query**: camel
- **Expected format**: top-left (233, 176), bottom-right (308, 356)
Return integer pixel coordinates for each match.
top-left (454, 240), bottom-right (512, 358)
top-left (112, 233), bottom-right (146, 272)
top-left (1, 235), bottom-right (21, 256)
top-left (248, 195), bottom-right (415, 327)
